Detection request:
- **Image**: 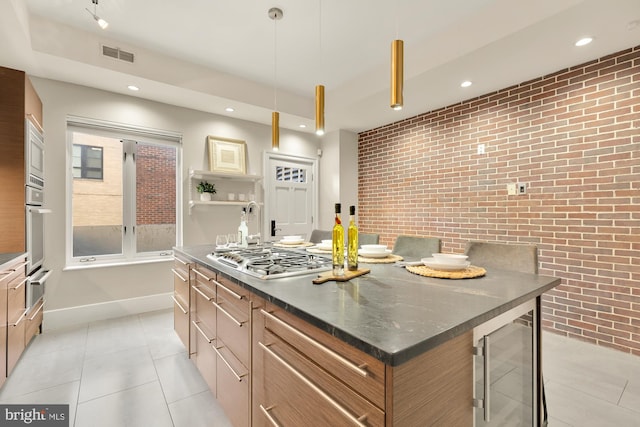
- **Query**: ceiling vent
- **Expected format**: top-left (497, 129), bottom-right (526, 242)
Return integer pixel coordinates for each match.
top-left (101, 45), bottom-right (135, 63)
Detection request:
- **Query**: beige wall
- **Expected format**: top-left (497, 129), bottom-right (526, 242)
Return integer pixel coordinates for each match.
top-left (33, 77), bottom-right (323, 317)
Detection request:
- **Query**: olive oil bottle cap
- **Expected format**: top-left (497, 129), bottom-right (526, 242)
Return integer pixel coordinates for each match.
top-left (335, 203), bottom-right (341, 213)
top-left (349, 205), bottom-right (355, 215)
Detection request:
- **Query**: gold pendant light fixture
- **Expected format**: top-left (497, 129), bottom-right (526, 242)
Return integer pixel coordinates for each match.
top-left (269, 7), bottom-right (283, 151)
top-left (390, 39), bottom-right (404, 110)
top-left (315, 0), bottom-right (325, 136)
top-left (390, 1), bottom-right (403, 111)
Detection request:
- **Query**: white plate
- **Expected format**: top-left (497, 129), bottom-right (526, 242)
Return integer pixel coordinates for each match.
top-left (279, 239), bottom-right (304, 245)
top-left (421, 257), bottom-right (471, 271)
top-left (359, 249), bottom-right (393, 258)
top-left (315, 244), bottom-right (332, 251)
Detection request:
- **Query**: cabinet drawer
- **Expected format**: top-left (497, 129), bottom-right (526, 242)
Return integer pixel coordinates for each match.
top-left (25, 298), bottom-right (44, 345)
top-left (7, 319), bottom-right (25, 375)
top-left (192, 283), bottom-right (216, 332)
top-left (191, 320), bottom-right (217, 394)
top-left (172, 267), bottom-right (190, 307)
top-left (216, 340), bottom-right (249, 427)
top-left (216, 293), bottom-right (250, 368)
top-left (7, 274), bottom-right (26, 325)
top-left (173, 299), bottom-right (189, 350)
top-left (258, 330), bottom-right (384, 427)
top-left (261, 303), bottom-right (385, 410)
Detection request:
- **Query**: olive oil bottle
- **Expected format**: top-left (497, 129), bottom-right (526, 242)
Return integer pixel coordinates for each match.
top-left (347, 205), bottom-right (358, 271)
top-left (332, 203), bottom-right (344, 275)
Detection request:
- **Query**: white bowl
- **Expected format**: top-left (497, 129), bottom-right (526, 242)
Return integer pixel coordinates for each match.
top-left (321, 239), bottom-right (332, 245)
top-left (422, 258), bottom-right (471, 271)
top-left (360, 249), bottom-right (392, 258)
top-left (432, 253), bottom-right (468, 265)
top-left (282, 235), bottom-right (302, 241)
top-left (361, 244), bottom-right (387, 253)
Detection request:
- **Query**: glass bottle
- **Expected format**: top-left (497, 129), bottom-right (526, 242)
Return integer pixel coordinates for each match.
top-left (238, 208), bottom-right (248, 247)
top-left (332, 203), bottom-right (344, 276)
top-left (347, 205), bottom-right (358, 271)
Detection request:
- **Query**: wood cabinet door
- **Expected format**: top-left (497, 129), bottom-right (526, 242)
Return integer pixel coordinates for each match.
top-left (257, 330), bottom-right (384, 427)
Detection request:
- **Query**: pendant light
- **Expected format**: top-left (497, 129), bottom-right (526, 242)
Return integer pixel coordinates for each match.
top-left (85, 0), bottom-right (109, 29)
top-left (390, 3), bottom-right (403, 110)
top-left (269, 7), bottom-right (283, 151)
top-left (390, 39), bottom-right (403, 110)
top-left (315, 0), bottom-right (325, 136)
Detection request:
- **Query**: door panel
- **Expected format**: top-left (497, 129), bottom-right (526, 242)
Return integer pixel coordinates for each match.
top-left (265, 154), bottom-right (317, 241)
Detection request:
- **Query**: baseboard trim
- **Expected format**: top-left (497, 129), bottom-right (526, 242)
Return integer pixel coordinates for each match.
top-left (42, 292), bottom-right (173, 331)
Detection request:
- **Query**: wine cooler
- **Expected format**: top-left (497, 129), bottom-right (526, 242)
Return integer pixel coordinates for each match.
top-left (473, 298), bottom-right (544, 426)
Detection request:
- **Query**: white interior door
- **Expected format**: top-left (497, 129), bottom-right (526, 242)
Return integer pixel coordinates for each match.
top-left (264, 153), bottom-right (317, 241)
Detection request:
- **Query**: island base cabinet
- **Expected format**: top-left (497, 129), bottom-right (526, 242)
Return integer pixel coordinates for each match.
top-left (216, 343), bottom-right (249, 427)
top-left (257, 331), bottom-right (385, 427)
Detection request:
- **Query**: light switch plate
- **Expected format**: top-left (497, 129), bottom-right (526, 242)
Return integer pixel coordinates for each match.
top-left (507, 183), bottom-right (517, 195)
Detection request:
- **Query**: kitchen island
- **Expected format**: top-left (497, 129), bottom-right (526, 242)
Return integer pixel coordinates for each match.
top-left (174, 244), bottom-right (559, 426)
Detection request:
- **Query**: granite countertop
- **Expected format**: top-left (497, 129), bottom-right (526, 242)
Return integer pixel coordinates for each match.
top-left (0, 252), bottom-right (26, 272)
top-left (174, 244), bottom-right (560, 366)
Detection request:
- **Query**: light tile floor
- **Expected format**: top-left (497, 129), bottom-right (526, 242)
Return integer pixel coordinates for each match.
top-left (0, 309), bottom-right (638, 426)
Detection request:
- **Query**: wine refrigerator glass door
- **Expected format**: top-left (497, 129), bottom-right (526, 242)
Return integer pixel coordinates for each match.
top-left (474, 301), bottom-right (538, 426)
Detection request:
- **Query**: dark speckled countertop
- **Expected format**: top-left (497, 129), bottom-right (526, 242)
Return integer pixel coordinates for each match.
top-left (0, 253), bottom-right (26, 271)
top-left (174, 244), bottom-right (560, 366)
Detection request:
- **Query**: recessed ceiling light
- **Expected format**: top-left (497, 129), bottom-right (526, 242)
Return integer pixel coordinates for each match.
top-left (225, 107), bottom-right (235, 112)
top-left (575, 37), bottom-right (593, 47)
top-left (299, 124), bottom-right (306, 128)
top-left (127, 85), bottom-right (139, 91)
top-left (460, 80), bottom-right (472, 88)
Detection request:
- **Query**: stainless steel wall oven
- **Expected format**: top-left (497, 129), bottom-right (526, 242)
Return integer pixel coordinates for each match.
top-left (25, 118), bottom-right (50, 309)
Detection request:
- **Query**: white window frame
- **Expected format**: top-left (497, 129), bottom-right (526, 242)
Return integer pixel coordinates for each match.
top-left (65, 116), bottom-right (183, 269)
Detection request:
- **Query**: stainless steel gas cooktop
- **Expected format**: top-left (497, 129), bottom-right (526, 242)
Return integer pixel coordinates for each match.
top-left (206, 246), bottom-right (332, 280)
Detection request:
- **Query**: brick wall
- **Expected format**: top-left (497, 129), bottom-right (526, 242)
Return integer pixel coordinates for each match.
top-left (136, 144), bottom-right (176, 224)
top-left (358, 46), bottom-right (640, 355)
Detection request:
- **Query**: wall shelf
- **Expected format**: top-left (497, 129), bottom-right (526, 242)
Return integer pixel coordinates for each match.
top-left (188, 168), bottom-right (263, 214)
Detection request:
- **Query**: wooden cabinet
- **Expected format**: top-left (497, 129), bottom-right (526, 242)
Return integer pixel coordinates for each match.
top-left (172, 256), bottom-right (191, 351)
top-left (190, 265), bottom-right (217, 393)
top-left (253, 299), bottom-right (385, 427)
top-left (1, 255), bottom-right (28, 380)
top-left (188, 265), bottom-right (252, 427)
top-left (0, 66), bottom-right (42, 253)
top-left (24, 297), bottom-right (44, 346)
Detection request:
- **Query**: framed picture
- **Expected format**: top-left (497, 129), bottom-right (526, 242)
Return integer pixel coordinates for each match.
top-left (207, 136), bottom-right (246, 174)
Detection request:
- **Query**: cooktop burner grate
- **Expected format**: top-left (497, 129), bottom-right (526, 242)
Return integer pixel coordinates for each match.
top-left (207, 246), bottom-right (332, 280)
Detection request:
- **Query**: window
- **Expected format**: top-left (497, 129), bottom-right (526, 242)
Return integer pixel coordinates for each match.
top-left (66, 118), bottom-right (181, 266)
top-left (275, 166), bottom-right (307, 183)
top-left (72, 144), bottom-right (103, 179)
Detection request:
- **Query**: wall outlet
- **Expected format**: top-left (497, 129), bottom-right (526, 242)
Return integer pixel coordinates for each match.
top-left (518, 183), bottom-right (527, 194)
top-left (507, 183), bottom-right (517, 195)
top-left (477, 144), bottom-right (485, 155)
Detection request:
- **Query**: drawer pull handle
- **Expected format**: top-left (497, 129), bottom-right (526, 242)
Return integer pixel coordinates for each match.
top-left (28, 299), bottom-right (45, 321)
top-left (212, 300), bottom-right (245, 327)
top-left (259, 341), bottom-right (368, 427)
top-left (174, 257), bottom-right (189, 266)
top-left (192, 285), bottom-right (214, 301)
top-left (171, 268), bottom-right (187, 282)
top-left (213, 344), bottom-right (247, 382)
top-left (12, 276), bottom-right (30, 291)
top-left (260, 309), bottom-right (368, 377)
top-left (10, 261), bottom-right (29, 272)
top-left (213, 279), bottom-right (243, 300)
top-left (192, 321), bottom-right (214, 343)
top-left (11, 309), bottom-right (28, 327)
top-left (259, 405), bottom-right (281, 427)
top-left (172, 296), bottom-right (187, 314)
top-left (193, 268), bottom-right (214, 281)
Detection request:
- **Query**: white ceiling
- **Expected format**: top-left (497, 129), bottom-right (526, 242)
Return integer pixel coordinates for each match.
top-left (2, 0), bottom-right (639, 133)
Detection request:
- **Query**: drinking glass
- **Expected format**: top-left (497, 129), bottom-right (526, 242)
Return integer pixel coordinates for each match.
top-left (216, 234), bottom-right (228, 248)
top-left (227, 233), bottom-right (238, 247)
